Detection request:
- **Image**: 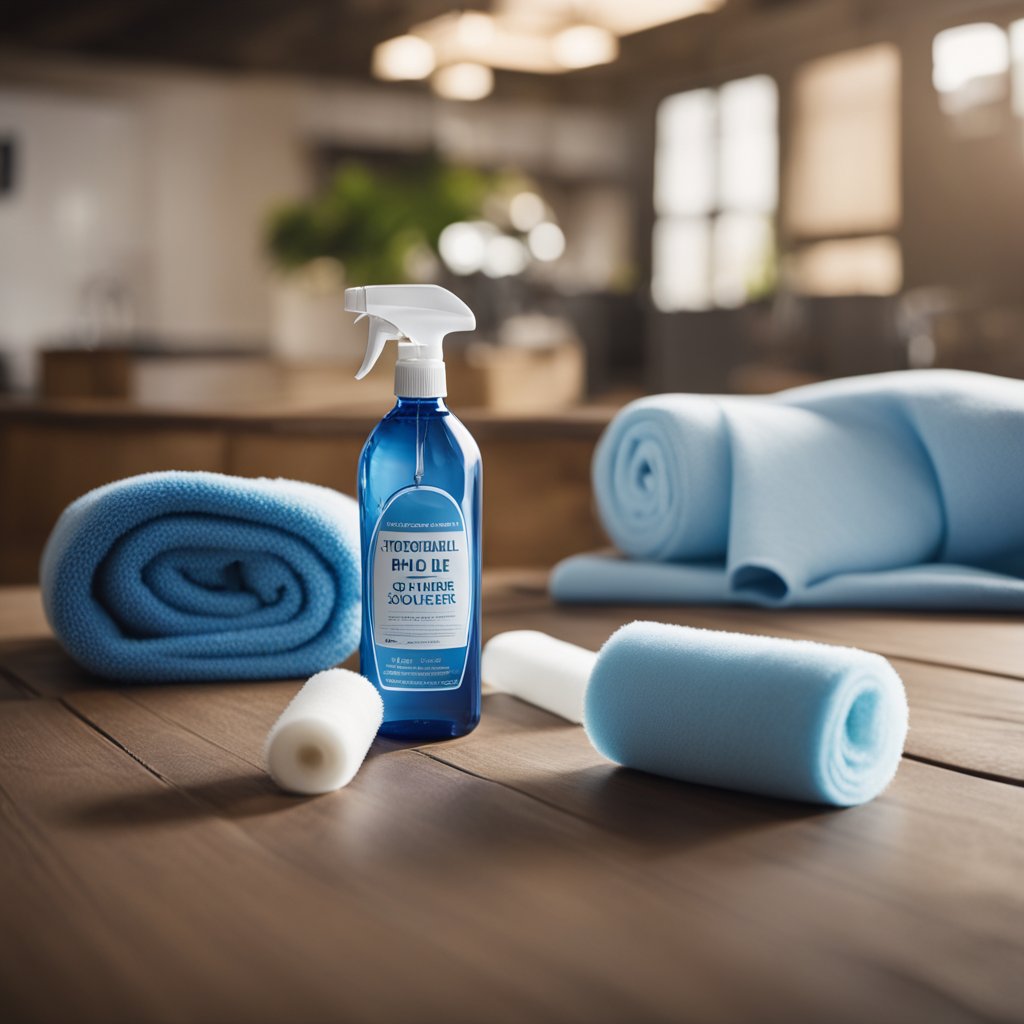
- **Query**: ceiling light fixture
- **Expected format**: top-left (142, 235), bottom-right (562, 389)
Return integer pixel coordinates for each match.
top-left (453, 10), bottom-right (497, 47)
top-left (417, 10), bottom-right (563, 74)
top-left (566, 0), bottom-right (723, 36)
top-left (552, 24), bottom-right (618, 69)
top-left (482, 234), bottom-right (530, 277)
top-left (371, 0), bottom-right (726, 93)
top-left (495, 0), bottom-right (723, 37)
top-left (432, 62), bottom-right (495, 101)
top-left (371, 34), bottom-right (436, 81)
top-left (527, 222), bottom-right (566, 261)
top-left (508, 191), bottom-right (547, 231)
top-left (439, 221), bottom-right (495, 274)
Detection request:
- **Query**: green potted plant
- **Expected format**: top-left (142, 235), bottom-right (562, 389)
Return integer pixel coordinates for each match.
top-left (265, 158), bottom-right (491, 361)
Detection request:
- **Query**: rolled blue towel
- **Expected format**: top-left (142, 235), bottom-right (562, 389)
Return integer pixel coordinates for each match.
top-left (40, 471), bottom-right (361, 682)
top-left (585, 621), bottom-right (908, 806)
top-left (552, 369), bottom-right (1024, 608)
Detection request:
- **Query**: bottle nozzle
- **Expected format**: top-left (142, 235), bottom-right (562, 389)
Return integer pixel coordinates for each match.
top-left (346, 284), bottom-right (475, 397)
top-left (344, 286), bottom-right (367, 315)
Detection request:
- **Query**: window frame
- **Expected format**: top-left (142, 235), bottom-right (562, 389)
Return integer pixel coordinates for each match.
top-left (651, 73), bottom-right (779, 314)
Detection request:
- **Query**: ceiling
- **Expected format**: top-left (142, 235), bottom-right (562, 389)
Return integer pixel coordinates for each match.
top-left (3, 0), bottom-right (899, 105)
top-left (0, 1), bottom-right (469, 77)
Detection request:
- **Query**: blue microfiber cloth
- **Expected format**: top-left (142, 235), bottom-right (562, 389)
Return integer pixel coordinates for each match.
top-left (40, 471), bottom-right (361, 682)
top-left (552, 369), bottom-right (1024, 608)
top-left (585, 621), bottom-right (908, 806)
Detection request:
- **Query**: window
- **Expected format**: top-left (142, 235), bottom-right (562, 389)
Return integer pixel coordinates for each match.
top-left (652, 75), bottom-right (777, 312)
top-left (933, 19), bottom-right (1024, 141)
top-left (932, 22), bottom-right (1009, 119)
top-left (784, 44), bottom-right (901, 297)
top-left (1011, 21), bottom-right (1024, 118)
top-left (1012, 21), bottom-right (1024, 118)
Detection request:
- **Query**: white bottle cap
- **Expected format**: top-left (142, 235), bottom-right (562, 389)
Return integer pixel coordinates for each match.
top-left (394, 356), bottom-right (448, 399)
top-left (345, 284), bottom-right (475, 399)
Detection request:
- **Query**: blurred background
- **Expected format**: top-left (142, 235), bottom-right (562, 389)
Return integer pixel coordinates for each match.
top-left (2, 0), bottom-right (1024, 578)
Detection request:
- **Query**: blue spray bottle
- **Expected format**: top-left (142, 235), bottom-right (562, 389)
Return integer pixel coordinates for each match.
top-left (346, 284), bottom-right (482, 740)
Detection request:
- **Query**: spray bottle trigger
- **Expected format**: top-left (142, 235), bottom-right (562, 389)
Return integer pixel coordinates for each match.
top-left (355, 316), bottom-right (402, 380)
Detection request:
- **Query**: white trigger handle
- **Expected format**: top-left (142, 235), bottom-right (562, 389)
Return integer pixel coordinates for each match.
top-left (355, 316), bottom-right (403, 380)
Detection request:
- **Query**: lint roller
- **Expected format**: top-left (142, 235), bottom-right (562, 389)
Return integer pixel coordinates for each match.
top-left (483, 623), bottom-right (908, 806)
top-left (482, 630), bottom-right (596, 724)
top-left (264, 669), bottom-right (384, 795)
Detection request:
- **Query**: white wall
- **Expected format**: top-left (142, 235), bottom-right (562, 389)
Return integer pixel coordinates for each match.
top-left (0, 51), bottom-right (630, 391)
top-left (0, 56), bottom-right (309, 389)
top-left (0, 89), bottom-right (148, 388)
top-left (143, 76), bottom-right (308, 343)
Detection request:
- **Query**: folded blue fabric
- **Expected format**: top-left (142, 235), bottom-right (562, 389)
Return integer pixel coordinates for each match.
top-left (585, 621), bottom-right (908, 806)
top-left (552, 370), bottom-right (1024, 608)
top-left (40, 471), bottom-right (361, 682)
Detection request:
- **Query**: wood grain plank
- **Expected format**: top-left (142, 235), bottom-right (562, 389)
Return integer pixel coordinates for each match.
top-left (0, 701), bottom-right (458, 1024)
top-left (693, 606), bottom-right (1024, 683)
top-left (0, 632), bottom-right (360, 700)
top-left (0, 638), bottom-right (106, 698)
top-left (481, 571), bottom-right (1024, 783)
top-left (0, 694), bottom-right (844, 1024)
top-left (423, 694), bottom-right (1024, 1021)
top-left (60, 683), bottom-right (1024, 1024)
top-left (1, 573), bottom-right (1021, 781)
top-left (894, 660), bottom-right (1024, 784)
top-left (485, 569), bottom-right (1024, 680)
top-left (5, 698), bottom-right (673, 1024)
top-left (0, 668), bottom-right (30, 699)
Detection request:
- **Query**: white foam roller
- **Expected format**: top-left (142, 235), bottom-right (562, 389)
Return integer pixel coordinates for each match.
top-left (264, 669), bottom-right (384, 795)
top-left (482, 630), bottom-right (597, 724)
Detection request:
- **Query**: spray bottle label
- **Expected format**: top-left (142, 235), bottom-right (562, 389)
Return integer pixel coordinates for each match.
top-left (369, 486), bottom-right (471, 690)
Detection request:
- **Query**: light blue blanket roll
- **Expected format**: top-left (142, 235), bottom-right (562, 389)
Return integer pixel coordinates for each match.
top-left (40, 471), bottom-right (361, 682)
top-left (552, 370), bottom-right (1024, 608)
top-left (585, 621), bottom-right (908, 806)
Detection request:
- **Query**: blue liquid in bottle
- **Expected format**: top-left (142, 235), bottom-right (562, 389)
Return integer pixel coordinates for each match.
top-left (358, 396), bottom-right (482, 740)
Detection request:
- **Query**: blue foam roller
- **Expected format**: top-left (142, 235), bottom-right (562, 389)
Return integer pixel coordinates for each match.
top-left (584, 621), bottom-right (908, 806)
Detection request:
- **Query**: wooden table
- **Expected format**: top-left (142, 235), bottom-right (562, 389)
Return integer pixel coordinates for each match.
top-left (1, 573), bottom-right (1022, 1024)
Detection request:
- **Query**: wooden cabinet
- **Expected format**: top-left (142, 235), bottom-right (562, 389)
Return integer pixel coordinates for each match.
top-left (0, 403), bottom-right (609, 584)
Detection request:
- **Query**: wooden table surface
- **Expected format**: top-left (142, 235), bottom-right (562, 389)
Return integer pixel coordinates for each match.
top-left (1, 572), bottom-right (1022, 1024)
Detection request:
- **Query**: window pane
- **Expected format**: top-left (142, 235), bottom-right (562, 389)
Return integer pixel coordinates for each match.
top-left (712, 212), bottom-right (774, 308)
top-left (786, 235), bottom-right (902, 296)
top-left (1010, 20), bottom-right (1024, 117)
top-left (719, 75), bottom-right (777, 213)
top-left (786, 44), bottom-right (900, 237)
top-left (933, 23), bottom-right (1009, 121)
top-left (652, 217), bottom-right (712, 311)
top-left (654, 88), bottom-right (716, 216)
top-left (933, 23), bottom-right (1008, 94)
